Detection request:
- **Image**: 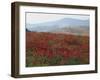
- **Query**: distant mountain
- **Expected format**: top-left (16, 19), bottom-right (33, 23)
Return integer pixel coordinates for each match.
top-left (26, 18), bottom-right (89, 35)
top-left (51, 26), bottom-right (89, 36)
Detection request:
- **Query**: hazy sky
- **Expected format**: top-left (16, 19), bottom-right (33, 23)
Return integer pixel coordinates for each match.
top-left (26, 12), bottom-right (89, 24)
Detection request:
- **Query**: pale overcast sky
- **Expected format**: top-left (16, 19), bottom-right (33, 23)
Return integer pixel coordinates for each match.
top-left (26, 12), bottom-right (89, 24)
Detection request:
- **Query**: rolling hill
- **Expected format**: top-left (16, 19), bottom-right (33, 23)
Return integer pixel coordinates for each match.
top-left (26, 18), bottom-right (89, 36)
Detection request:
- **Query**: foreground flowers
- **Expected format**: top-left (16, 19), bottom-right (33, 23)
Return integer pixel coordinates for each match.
top-left (26, 32), bottom-right (89, 67)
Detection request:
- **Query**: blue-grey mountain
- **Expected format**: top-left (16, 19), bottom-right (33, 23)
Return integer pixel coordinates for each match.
top-left (26, 18), bottom-right (89, 36)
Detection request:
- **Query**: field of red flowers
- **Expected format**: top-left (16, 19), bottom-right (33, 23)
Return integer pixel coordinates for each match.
top-left (26, 32), bottom-right (89, 67)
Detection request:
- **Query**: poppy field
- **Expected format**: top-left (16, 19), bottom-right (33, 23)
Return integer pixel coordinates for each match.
top-left (26, 32), bottom-right (89, 67)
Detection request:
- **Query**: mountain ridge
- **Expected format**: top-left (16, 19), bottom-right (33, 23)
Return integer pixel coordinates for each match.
top-left (26, 18), bottom-right (89, 36)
